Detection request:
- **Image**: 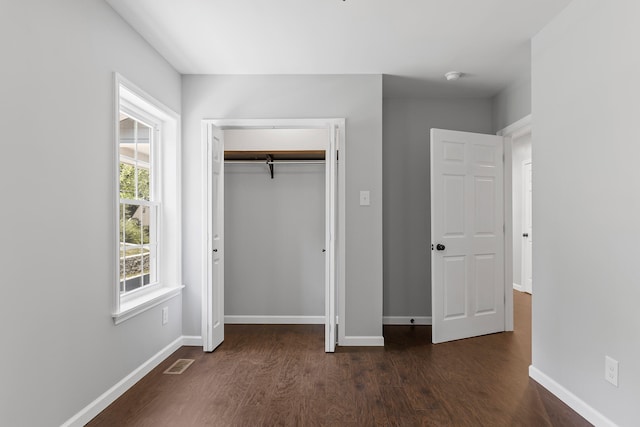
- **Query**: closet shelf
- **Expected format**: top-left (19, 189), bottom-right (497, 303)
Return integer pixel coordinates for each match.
top-left (224, 150), bottom-right (327, 179)
top-left (224, 150), bottom-right (325, 161)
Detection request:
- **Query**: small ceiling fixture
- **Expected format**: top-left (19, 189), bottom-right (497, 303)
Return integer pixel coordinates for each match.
top-left (445, 71), bottom-right (463, 81)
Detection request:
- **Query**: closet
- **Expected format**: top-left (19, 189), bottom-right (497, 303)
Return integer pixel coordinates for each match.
top-left (223, 129), bottom-right (327, 324)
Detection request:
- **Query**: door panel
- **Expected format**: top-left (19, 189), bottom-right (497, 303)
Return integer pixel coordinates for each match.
top-left (204, 124), bottom-right (224, 352)
top-left (325, 124), bottom-right (337, 352)
top-left (431, 128), bottom-right (505, 344)
top-left (444, 256), bottom-right (467, 319)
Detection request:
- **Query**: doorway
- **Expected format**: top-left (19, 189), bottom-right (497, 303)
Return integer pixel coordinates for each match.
top-left (499, 117), bottom-right (532, 295)
top-left (201, 119), bottom-right (345, 354)
top-left (429, 117), bottom-right (532, 343)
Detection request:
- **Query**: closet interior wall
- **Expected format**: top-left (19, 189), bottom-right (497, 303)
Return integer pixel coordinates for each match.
top-left (223, 128), bottom-right (327, 322)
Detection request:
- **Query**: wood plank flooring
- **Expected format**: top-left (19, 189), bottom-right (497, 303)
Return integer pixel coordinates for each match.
top-left (88, 292), bottom-right (591, 426)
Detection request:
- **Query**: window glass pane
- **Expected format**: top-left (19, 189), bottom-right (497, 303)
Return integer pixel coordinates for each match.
top-left (119, 117), bottom-right (136, 159)
top-left (121, 203), bottom-right (143, 244)
top-left (136, 124), bottom-right (151, 163)
top-left (119, 162), bottom-right (136, 199)
top-left (119, 202), bottom-right (157, 294)
top-left (137, 167), bottom-right (150, 201)
top-left (125, 263), bottom-right (143, 292)
top-left (119, 115), bottom-right (152, 202)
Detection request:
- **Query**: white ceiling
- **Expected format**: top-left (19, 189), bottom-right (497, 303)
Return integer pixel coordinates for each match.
top-left (106, 0), bottom-right (571, 98)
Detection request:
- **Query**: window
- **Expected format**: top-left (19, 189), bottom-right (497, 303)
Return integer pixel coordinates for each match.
top-left (119, 114), bottom-right (158, 294)
top-left (113, 74), bottom-right (182, 324)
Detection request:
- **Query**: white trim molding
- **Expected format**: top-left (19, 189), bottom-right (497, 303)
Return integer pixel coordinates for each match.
top-left (497, 114), bottom-right (532, 138)
top-left (513, 283), bottom-right (524, 292)
top-left (529, 366), bottom-right (618, 427)
top-left (182, 336), bottom-right (203, 346)
top-left (225, 315), bottom-right (325, 324)
top-left (113, 286), bottom-right (183, 325)
top-left (383, 316), bottom-right (432, 325)
top-left (340, 336), bottom-right (385, 347)
top-left (62, 336), bottom-right (184, 427)
top-left (497, 113), bottom-right (533, 334)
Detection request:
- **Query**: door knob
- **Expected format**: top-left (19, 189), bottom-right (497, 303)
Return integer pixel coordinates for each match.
top-left (213, 249), bottom-right (218, 252)
top-left (522, 233), bottom-right (529, 238)
top-left (436, 244), bottom-right (445, 251)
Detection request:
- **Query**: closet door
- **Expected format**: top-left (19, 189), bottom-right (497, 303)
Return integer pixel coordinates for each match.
top-left (325, 124), bottom-right (337, 352)
top-left (203, 123), bottom-right (224, 352)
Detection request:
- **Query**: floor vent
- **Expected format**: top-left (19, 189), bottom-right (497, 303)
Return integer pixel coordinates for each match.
top-left (163, 359), bottom-right (195, 375)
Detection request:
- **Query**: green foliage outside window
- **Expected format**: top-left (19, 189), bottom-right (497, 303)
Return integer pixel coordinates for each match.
top-left (120, 163), bottom-right (150, 245)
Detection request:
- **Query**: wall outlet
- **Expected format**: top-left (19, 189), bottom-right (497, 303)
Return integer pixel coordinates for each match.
top-left (162, 307), bottom-right (169, 325)
top-left (605, 355), bottom-right (618, 387)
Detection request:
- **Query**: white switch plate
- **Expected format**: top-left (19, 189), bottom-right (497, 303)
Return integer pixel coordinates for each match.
top-left (605, 355), bottom-right (618, 387)
top-left (162, 307), bottom-right (169, 325)
top-left (359, 190), bottom-right (370, 206)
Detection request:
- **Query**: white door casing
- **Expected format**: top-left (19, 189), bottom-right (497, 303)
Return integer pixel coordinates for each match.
top-left (431, 129), bottom-right (505, 344)
top-left (202, 119), bottom-right (344, 353)
top-left (202, 123), bottom-right (224, 352)
top-left (522, 160), bottom-right (532, 294)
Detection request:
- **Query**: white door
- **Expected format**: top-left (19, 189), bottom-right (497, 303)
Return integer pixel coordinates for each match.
top-left (430, 129), bottom-right (505, 344)
top-left (522, 160), bottom-right (532, 294)
top-left (203, 123), bottom-right (224, 352)
top-left (325, 124), bottom-right (337, 352)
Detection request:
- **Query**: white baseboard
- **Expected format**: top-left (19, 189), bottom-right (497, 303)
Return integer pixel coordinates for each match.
top-left (62, 336), bottom-right (184, 427)
top-left (529, 365), bottom-right (617, 427)
top-left (340, 335), bottom-right (385, 346)
top-left (224, 315), bottom-right (324, 324)
top-left (513, 282), bottom-right (524, 292)
top-left (383, 316), bottom-right (431, 325)
top-left (182, 335), bottom-right (203, 346)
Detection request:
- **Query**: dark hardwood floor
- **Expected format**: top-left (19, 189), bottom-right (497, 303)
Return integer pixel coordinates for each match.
top-left (89, 292), bottom-right (591, 426)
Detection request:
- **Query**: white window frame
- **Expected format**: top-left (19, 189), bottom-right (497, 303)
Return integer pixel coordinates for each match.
top-left (112, 74), bottom-right (183, 324)
top-left (118, 108), bottom-right (160, 299)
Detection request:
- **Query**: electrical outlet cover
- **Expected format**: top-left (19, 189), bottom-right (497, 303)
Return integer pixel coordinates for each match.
top-left (605, 356), bottom-right (618, 387)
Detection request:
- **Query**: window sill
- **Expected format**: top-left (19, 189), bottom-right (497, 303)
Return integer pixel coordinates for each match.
top-left (112, 285), bottom-right (184, 325)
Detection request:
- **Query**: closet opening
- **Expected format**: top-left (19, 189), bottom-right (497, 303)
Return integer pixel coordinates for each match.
top-left (201, 119), bottom-right (345, 354)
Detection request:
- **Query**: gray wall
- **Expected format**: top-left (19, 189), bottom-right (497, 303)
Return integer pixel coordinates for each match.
top-left (182, 75), bottom-right (383, 338)
top-left (492, 69), bottom-right (532, 133)
top-left (0, 1), bottom-right (182, 426)
top-left (532, 1), bottom-right (640, 425)
top-left (382, 98), bottom-right (493, 317)
top-left (225, 164), bottom-right (325, 316)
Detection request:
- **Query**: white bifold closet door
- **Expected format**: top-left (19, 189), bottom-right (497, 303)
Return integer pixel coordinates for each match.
top-left (204, 124), bottom-right (224, 352)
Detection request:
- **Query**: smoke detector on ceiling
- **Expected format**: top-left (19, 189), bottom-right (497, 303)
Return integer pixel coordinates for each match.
top-left (445, 71), bottom-right (463, 81)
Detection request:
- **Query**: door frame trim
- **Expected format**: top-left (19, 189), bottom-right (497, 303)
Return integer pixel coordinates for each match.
top-left (522, 158), bottom-right (532, 294)
top-left (497, 114), bottom-right (532, 331)
top-left (200, 118), bottom-right (346, 352)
